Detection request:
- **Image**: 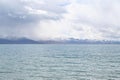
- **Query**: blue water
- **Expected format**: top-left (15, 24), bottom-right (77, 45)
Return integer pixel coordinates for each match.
top-left (0, 44), bottom-right (120, 80)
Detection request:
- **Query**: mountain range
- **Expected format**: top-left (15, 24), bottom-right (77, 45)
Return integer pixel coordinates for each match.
top-left (0, 38), bottom-right (120, 44)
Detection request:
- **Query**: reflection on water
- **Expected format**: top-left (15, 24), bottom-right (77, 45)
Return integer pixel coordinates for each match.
top-left (0, 44), bottom-right (120, 80)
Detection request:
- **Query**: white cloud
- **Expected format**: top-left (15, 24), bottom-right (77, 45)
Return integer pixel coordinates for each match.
top-left (25, 6), bottom-right (47, 15)
top-left (0, 0), bottom-right (120, 41)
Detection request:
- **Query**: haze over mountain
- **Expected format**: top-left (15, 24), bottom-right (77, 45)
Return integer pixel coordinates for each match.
top-left (0, 38), bottom-right (120, 44)
top-left (0, 0), bottom-right (120, 42)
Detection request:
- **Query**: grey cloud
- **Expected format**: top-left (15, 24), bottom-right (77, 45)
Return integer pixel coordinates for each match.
top-left (0, 0), bottom-right (120, 41)
top-left (0, 0), bottom-right (68, 27)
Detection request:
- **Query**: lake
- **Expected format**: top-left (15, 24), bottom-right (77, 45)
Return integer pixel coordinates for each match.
top-left (0, 44), bottom-right (120, 80)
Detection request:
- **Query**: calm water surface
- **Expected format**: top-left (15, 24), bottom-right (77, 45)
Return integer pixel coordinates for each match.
top-left (0, 44), bottom-right (120, 80)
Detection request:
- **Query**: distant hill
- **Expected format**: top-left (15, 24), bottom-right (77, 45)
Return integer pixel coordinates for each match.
top-left (0, 38), bottom-right (120, 44)
top-left (0, 38), bottom-right (39, 44)
top-left (63, 38), bottom-right (120, 44)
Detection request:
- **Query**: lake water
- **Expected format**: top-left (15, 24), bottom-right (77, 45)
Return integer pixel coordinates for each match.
top-left (0, 44), bottom-right (120, 80)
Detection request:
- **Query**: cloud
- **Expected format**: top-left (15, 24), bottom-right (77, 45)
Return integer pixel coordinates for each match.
top-left (0, 0), bottom-right (66, 27)
top-left (0, 0), bottom-right (120, 41)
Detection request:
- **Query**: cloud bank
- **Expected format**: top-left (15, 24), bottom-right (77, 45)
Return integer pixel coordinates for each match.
top-left (0, 0), bottom-right (120, 41)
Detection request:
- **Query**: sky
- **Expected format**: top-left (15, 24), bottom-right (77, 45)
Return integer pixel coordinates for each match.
top-left (0, 0), bottom-right (120, 41)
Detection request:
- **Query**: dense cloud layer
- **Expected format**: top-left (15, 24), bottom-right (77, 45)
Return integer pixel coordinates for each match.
top-left (0, 0), bottom-right (120, 41)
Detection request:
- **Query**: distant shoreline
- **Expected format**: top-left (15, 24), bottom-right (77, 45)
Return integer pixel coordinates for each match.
top-left (0, 38), bottom-right (120, 44)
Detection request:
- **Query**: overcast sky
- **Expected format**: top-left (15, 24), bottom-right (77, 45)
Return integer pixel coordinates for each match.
top-left (0, 0), bottom-right (120, 41)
